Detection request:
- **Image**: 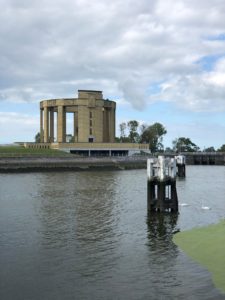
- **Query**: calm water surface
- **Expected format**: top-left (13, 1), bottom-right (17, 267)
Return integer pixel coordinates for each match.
top-left (0, 166), bottom-right (225, 300)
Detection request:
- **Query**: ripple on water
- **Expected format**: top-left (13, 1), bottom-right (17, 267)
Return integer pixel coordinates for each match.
top-left (0, 168), bottom-right (225, 299)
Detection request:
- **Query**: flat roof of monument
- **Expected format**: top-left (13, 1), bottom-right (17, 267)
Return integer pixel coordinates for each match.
top-left (78, 89), bottom-right (102, 93)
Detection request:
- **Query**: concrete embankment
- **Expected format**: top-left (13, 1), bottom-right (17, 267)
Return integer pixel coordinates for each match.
top-left (1, 153), bottom-right (224, 172)
top-left (0, 157), bottom-right (148, 172)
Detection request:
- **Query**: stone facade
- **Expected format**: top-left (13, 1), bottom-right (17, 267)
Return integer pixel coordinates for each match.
top-left (40, 90), bottom-right (116, 143)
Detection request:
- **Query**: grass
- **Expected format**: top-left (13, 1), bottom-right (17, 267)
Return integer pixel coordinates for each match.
top-left (173, 220), bottom-right (225, 294)
top-left (0, 145), bottom-right (72, 157)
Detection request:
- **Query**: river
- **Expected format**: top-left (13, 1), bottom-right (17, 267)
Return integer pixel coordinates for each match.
top-left (0, 166), bottom-right (225, 299)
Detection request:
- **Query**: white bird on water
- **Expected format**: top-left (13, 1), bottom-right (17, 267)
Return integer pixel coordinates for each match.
top-left (179, 203), bottom-right (190, 207)
top-left (201, 201), bottom-right (211, 210)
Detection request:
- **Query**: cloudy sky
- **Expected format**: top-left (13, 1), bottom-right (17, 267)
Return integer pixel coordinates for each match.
top-left (1, 0), bottom-right (225, 149)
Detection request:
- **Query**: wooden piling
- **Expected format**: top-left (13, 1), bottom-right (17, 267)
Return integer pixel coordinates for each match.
top-left (175, 155), bottom-right (186, 177)
top-left (147, 156), bottom-right (178, 213)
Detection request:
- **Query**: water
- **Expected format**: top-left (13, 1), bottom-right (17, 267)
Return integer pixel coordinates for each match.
top-left (0, 166), bottom-right (225, 300)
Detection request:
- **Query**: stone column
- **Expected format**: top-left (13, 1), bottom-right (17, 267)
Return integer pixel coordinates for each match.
top-left (40, 109), bottom-right (44, 143)
top-left (109, 108), bottom-right (112, 142)
top-left (108, 108), bottom-right (115, 142)
top-left (74, 112), bottom-right (78, 142)
top-left (63, 109), bottom-right (66, 141)
top-left (49, 108), bottom-right (54, 143)
top-left (112, 108), bottom-right (116, 142)
top-left (103, 108), bottom-right (109, 142)
top-left (44, 107), bottom-right (49, 143)
top-left (57, 106), bottom-right (65, 143)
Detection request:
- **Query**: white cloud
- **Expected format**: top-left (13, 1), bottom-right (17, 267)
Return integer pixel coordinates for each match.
top-left (0, 112), bottom-right (39, 143)
top-left (1, 0), bottom-right (225, 113)
top-left (157, 56), bottom-right (225, 112)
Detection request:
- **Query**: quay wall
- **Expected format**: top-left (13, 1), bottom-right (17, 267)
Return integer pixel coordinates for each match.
top-left (0, 157), bottom-right (147, 173)
top-left (184, 152), bottom-right (225, 165)
top-left (0, 153), bottom-right (224, 173)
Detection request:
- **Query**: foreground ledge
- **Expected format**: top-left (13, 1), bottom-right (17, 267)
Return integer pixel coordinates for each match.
top-left (173, 220), bottom-right (225, 294)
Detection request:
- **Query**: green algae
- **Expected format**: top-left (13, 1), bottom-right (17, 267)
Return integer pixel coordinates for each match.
top-left (173, 220), bottom-right (225, 294)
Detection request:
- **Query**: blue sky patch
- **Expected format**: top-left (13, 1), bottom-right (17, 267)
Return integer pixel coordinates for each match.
top-left (196, 54), bottom-right (225, 71)
top-left (206, 33), bottom-right (225, 41)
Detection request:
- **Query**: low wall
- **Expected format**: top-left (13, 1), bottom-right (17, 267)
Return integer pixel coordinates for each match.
top-left (0, 156), bottom-right (148, 173)
top-left (24, 142), bottom-right (149, 150)
top-left (184, 152), bottom-right (225, 165)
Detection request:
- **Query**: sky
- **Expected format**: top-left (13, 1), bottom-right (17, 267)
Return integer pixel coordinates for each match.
top-left (1, 0), bottom-right (225, 149)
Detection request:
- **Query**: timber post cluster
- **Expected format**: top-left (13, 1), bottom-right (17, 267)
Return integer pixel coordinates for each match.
top-left (175, 155), bottom-right (186, 177)
top-left (147, 156), bottom-right (178, 213)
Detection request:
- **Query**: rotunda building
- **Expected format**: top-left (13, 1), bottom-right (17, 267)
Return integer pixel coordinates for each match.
top-left (40, 90), bottom-right (116, 143)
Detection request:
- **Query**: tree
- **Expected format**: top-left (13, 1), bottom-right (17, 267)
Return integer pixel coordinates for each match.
top-left (119, 122), bottom-right (127, 141)
top-left (69, 136), bottom-right (75, 143)
top-left (164, 147), bottom-right (174, 153)
top-left (217, 144), bottom-right (225, 152)
top-left (127, 120), bottom-right (140, 143)
top-left (139, 123), bottom-right (148, 135)
top-left (172, 137), bottom-right (200, 152)
top-left (140, 122), bottom-right (167, 153)
top-left (35, 132), bottom-right (41, 143)
top-left (204, 146), bottom-right (215, 152)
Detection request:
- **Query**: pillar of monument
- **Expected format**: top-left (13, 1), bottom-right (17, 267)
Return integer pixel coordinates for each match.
top-left (44, 107), bottom-right (49, 143)
top-left (113, 108), bottom-right (116, 142)
top-left (49, 108), bottom-right (54, 143)
top-left (63, 109), bottom-right (66, 141)
top-left (74, 112), bottom-right (78, 142)
top-left (57, 106), bottom-right (65, 142)
top-left (40, 109), bottom-right (44, 143)
top-left (107, 109), bottom-right (110, 142)
top-left (108, 108), bottom-right (115, 142)
top-left (103, 108), bottom-right (109, 142)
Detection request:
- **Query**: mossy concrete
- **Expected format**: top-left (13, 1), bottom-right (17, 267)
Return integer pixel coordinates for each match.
top-left (173, 220), bottom-right (225, 294)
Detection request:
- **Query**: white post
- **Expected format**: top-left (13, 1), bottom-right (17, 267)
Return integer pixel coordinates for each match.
top-left (147, 158), bottom-right (155, 180)
top-left (170, 158), bottom-right (176, 179)
top-left (176, 155), bottom-right (186, 165)
top-left (158, 156), bottom-right (165, 181)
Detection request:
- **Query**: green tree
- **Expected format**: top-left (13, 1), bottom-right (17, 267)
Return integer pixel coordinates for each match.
top-left (172, 137), bottom-right (200, 152)
top-left (140, 122), bottom-right (167, 153)
top-left (204, 146), bottom-right (215, 152)
top-left (127, 120), bottom-right (140, 143)
top-left (35, 132), bottom-right (41, 143)
top-left (217, 144), bottom-right (225, 152)
top-left (69, 136), bottom-right (75, 143)
top-left (165, 147), bottom-right (174, 153)
top-left (139, 123), bottom-right (148, 135)
top-left (119, 122), bottom-right (127, 141)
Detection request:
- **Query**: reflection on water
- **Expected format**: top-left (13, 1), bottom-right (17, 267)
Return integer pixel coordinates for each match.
top-left (146, 213), bottom-right (179, 271)
top-left (38, 172), bottom-right (119, 249)
top-left (145, 213), bottom-right (182, 299)
top-left (0, 167), bottom-right (225, 299)
top-left (145, 213), bottom-right (224, 299)
top-left (147, 213), bottom-right (179, 239)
